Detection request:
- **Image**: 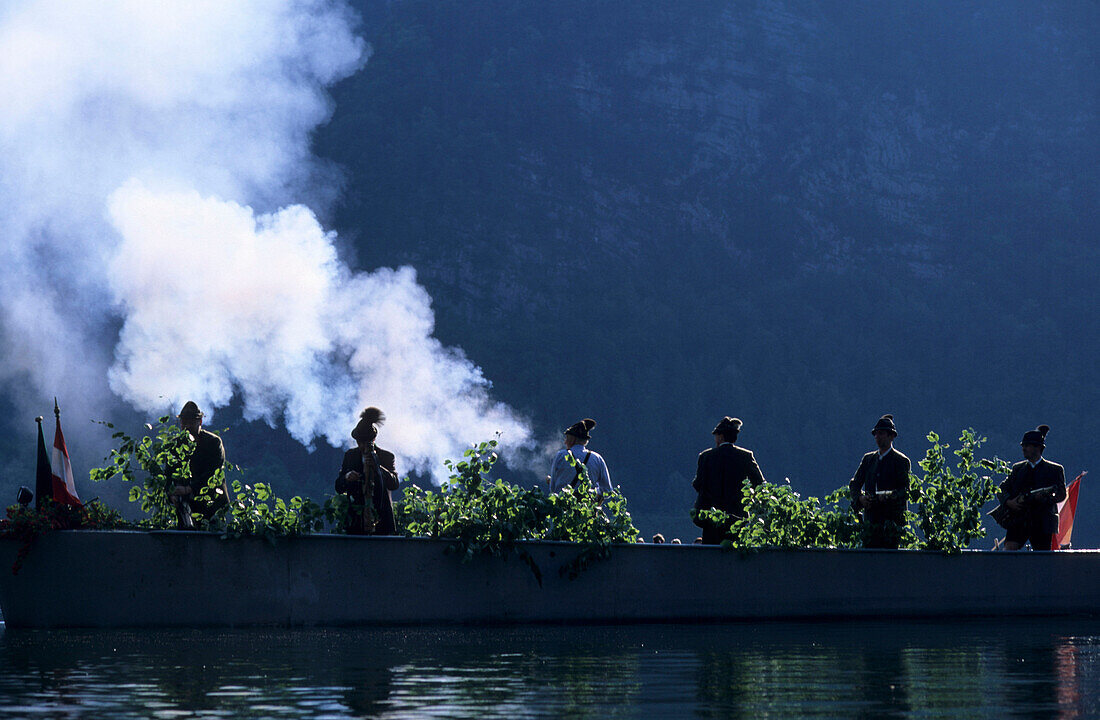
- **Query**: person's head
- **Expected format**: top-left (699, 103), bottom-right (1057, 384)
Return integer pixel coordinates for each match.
top-left (712, 416), bottom-right (742, 446)
top-left (564, 418), bottom-right (596, 448)
top-left (178, 401), bottom-right (203, 436)
top-left (651, 533), bottom-right (665, 544)
top-left (871, 414), bottom-right (897, 451)
top-left (351, 406), bottom-right (385, 448)
top-left (1020, 424), bottom-right (1049, 462)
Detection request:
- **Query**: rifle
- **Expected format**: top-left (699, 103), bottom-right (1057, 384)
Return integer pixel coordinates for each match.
top-left (988, 485), bottom-right (1057, 529)
top-left (856, 488), bottom-right (900, 513)
top-left (351, 443), bottom-right (385, 533)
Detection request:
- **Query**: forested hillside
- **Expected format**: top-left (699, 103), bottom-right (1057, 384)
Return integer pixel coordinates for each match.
top-left (309, 0), bottom-right (1097, 540)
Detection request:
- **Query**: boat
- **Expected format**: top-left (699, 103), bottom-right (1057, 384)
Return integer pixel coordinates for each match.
top-left (1, 530), bottom-right (1097, 627)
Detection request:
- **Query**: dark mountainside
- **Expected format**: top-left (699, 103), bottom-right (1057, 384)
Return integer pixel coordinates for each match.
top-left (313, 0), bottom-right (1098, 542)
top-left (0, 0), bottom-right (1094, 545)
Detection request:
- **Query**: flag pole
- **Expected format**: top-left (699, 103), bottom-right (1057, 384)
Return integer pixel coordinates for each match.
top-left (49, 397), bottom-right (82, 507)
top-left (35, 414), bottom-right (52, 510)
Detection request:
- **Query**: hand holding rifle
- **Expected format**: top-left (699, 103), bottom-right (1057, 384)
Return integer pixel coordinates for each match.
top-left (990, 485), bottom-right (1057, 528)
top-left (860, 488), bottom-right (897, 509)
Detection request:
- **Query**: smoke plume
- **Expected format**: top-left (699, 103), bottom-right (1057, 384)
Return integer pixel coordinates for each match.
top-left (0, 1), bottom-right (530, 478)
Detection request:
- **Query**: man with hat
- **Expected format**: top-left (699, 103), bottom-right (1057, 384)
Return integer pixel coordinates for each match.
top-left (336, 407), bottom-right (400, 535)
top-left (548, 418), bottom-right (612, 499)
top-left (996, 424), bottom-right (1067, 551)
top-left (170, 401), bottom-right (229, 528)
top-left (692, 416), bottom-right (766, 545)
top-left (849, 414), bottom-right (911, 549)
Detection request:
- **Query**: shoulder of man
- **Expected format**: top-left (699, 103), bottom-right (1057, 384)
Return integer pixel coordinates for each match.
top-left (731, 445), bottom-right (755, 459)
top-left (860, 451), bottom-right (878, 463)
top-left (888, 447), bottom-right (910, 464)
top-left (197, 428), bottom-right (222, 444)
top-left (1009, 459), bottom-right (1029, 473)
top-left (373, 446), bottom-right (396, 464)
top-left (1037, 458), bottom-right (1065, 476)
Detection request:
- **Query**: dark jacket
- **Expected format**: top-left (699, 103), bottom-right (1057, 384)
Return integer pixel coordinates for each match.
top-left (998, 458), bottom-right (1067, 535)
top-left (336, 445), bottom-right (400, 535)
top-left (187, 429), bottom-right (228, 521)
top-left (693, 443), bottom-right (765, 544)
top-left (849, 447), bottom-right (911, 526)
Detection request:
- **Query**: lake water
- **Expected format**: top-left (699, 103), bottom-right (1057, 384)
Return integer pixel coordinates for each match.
top-left (0, 619), bottom-right (1097, 718)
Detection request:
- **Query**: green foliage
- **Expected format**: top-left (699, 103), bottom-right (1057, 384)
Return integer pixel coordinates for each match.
top-left (89, 417), bottom-right (201, 529)
top-left (696, 481), bottom-right (864, 550)
top-left (0, 499), bottom-right (129, 574)
top-left (396, 439), bottom-right (639, 582)
top-left (91, 419), bottom-right (347, 542)
top-left (910, 429), bottom-right (1007, 553)
top-left (215, 479), bottom-right (328, 544)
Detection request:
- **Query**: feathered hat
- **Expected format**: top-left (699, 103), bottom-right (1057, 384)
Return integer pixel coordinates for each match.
top-left (352, 406), bottom-right (385, 443)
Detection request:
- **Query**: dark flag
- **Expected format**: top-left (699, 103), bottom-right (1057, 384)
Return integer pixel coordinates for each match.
top-left (35, 415), bottom-right (52, 510)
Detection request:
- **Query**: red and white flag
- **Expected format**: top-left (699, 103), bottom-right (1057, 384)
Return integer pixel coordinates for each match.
top-left (1052, 471), bottom-right (1085, 550)
top-left (51, 400), bottom-right (82, 507)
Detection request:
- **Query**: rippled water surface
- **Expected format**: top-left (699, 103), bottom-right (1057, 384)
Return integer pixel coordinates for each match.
top-left (0, 619), bottom-right (1097, 718)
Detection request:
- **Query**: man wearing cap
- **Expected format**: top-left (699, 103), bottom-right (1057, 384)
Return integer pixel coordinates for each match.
top-left (548, 418), bottom-right (612, 498)
top-left (996, 425), bottom-right (1067, 551)
top-left (171, 401), bottom-right (229, 528)
top-left (692, 416), bottom-right (766, 545)
top-left (849, 414), bottom-right (911, 549)
top-left (336, 406), bottom-right (400, 535)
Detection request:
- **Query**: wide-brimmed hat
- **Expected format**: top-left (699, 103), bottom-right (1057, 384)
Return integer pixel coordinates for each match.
top-left (1020, 424), bottom-right (1050, 448)
top-left (871, 414), bottom-right (897, 436)
top-left (178, 401), bottom-right (203, 420)
top-left (565, 418), bottom-right (596, 440)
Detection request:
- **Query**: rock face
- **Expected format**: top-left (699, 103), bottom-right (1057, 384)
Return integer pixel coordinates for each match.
top-left (315, 1), bottom-right (1097, 525)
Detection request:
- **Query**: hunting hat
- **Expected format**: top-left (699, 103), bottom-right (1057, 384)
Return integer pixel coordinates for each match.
top-left (1020, 424), bottom-right (1050, 448)
top-left (871, 414), bottom-right (897, 436)
top-left (712, 416), bottom-right (742, 436)
top-left (351, 406), bottom-right (385, 443)
top-left (565, 418), bottom-right (596, 440)
top-left (178, 401), bottom-right (203, 420)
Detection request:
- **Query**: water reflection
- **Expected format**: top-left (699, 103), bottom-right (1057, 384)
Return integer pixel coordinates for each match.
top-left (0, 620), bottom-right (1096, 719)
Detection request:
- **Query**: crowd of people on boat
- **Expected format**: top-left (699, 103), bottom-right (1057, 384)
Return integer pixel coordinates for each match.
top-left (169, 400), bottom-right (1067, 552)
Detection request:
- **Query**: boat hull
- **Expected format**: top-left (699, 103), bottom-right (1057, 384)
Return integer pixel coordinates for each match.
top-left (1, 531), bottom-right (1097, 627)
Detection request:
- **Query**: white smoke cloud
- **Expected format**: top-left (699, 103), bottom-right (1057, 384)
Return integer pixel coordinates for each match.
top-left (0, 0), bottom-right (531, 478)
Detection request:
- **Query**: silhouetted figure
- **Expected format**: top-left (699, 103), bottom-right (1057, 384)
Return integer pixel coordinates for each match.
top-left (170, 401), bottom-right (228, 528)
top-left (692, 416), bottom-right (765, 545)
top-left (849, 414), bottom-right (910, 549)
top-left (336, 407), bottom-right (400, 535)
top-left (652, 533), bottom-right (665, 544)
top-left (548, 418), bottom-right (612, 499)
top-left (996, 424), bottom-right (1066, 551)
